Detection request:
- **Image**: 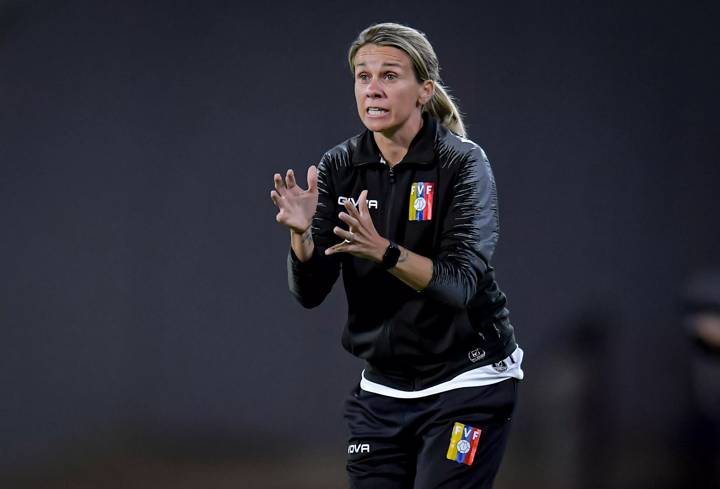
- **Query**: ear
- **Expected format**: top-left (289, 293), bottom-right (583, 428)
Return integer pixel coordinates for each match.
top-left (418, 79), bottom-right (434, 106)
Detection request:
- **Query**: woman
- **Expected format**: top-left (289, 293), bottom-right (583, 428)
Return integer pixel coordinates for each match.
top-left (271, 22), bottom-right (523, 489)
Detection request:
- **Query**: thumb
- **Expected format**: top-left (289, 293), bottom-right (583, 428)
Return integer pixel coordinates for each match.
top-left (307, 165), bottom-right (318, 193)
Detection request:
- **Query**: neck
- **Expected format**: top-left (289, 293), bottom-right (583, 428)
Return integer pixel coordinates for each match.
top-left (373, 112), bottom-right (424, 166)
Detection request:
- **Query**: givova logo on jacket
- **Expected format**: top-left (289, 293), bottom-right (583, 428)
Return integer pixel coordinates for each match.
top-left (408, 182), bottom-right (433, 221)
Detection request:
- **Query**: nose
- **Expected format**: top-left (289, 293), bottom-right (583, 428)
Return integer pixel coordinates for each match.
top-left (365, 77), bottom-right (383, 98)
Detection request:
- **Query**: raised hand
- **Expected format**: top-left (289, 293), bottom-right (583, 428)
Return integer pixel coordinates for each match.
top-left (325, 190), bottom-right (389, 263)
top-left (270, 166), bottom-right (318, 234)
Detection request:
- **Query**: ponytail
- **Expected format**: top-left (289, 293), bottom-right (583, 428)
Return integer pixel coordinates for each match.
top-left (426, 82), bottom-right (465, 138)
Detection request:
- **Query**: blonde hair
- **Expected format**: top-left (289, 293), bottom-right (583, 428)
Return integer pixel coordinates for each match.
top-left (348, 22), bottom-right (466, 137)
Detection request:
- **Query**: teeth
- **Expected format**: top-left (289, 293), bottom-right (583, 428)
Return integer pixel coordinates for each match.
top-left (368, 108), bottom-right (387, 113)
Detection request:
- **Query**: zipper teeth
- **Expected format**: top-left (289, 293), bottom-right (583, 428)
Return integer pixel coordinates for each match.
top-left (385, 166), bottom-right (396, 239)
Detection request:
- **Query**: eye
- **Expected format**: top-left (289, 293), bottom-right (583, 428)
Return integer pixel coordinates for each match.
top-left (356, 72), bottom-right (370, 82)
top-left (383, 72), bottom-right (398, 81)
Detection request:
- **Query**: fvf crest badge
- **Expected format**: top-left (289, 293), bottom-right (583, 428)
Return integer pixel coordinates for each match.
top-left (446, 422), bottom-right (482, 465)
top-left (408, 182), bottom-right (434, 221)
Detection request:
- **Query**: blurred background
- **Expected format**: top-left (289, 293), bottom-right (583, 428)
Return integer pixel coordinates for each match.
top-left (1, 1), bottom-right (719, 487)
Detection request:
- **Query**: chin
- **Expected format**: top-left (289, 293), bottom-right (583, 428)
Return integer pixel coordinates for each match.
top-left (361, 116), bottom-right (395, 133)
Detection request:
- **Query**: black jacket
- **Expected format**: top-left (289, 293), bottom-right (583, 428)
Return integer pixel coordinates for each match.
top-left (288, 114), bottom-right (517, 391)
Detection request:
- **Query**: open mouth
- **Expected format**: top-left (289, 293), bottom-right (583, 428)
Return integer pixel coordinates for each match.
top-left (367, 107), bottom-right (389, 115)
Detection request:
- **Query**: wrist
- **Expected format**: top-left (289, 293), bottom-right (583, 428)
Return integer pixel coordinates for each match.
top-left (380, 240), bottom-right (401, 270)
top-left (290, 227), bottom-right (310, 237)
top-left (290, 227), bottom-right (314, 261)
top-left (374, 238), bottom-right (390, 263)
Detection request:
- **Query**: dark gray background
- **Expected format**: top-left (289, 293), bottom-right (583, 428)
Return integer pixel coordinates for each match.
top-left (1, 1), bottom-right (718, 487)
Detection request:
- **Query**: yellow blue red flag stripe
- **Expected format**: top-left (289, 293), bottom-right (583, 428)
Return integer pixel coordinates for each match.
top-left (446, 421), bottom-right (482, 465)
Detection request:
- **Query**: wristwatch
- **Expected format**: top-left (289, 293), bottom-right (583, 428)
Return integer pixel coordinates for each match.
top-left (381, 241), bottom-right (401, 270)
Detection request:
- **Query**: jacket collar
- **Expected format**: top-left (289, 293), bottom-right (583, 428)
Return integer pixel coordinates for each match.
top-left (351, 112), bottom-right (437, 166)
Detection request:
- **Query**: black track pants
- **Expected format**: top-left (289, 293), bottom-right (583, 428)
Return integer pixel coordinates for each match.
top-left (344, 378), bottom-right (517, 489)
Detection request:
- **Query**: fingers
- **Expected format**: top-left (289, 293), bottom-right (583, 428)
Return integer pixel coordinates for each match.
top-left (357, 190), bottom-right (369, 217)
top-left (285, 169), bottom-right (296, 189)
top-left (270, 190), bottom-right (281, 207)
top-left (307, 165), bottom-right (318, 193)
top-left (273, 173), bottom-right (286, 196)
top-left (325, 238), bottom-right (353, 256)
top-left (343, 197), bottom-right (361, 219)
top-left (275, 166), bottom-right (316, 194)
top-left (270, 190), bottom-right (287, 224)
top-left (338, 211), bottom-right (359, 229)
top-left (325, 243), bottom-right (343, 255)
top-left (332, 225), bottom-right (354, 242)
top-left (344, 190), bottom-right (371, 221)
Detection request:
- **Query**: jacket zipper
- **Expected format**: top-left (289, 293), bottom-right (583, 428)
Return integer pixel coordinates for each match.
top-left (381, 163), bottom-right (397, 359)
top-left (385, 165), bottom-right (396, 239)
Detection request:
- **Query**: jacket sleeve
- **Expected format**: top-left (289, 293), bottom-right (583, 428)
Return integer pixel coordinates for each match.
top-left (422, 145), bottom-right (500, 308)
top-left (287, 155), bottom-right (342, 308)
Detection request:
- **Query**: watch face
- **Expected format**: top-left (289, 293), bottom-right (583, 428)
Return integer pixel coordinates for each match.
top-left (383, 243), bottom-right (401, 269)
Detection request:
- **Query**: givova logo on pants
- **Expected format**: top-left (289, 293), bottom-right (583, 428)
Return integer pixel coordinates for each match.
top-left (347, 442), bottom-right (370, 454)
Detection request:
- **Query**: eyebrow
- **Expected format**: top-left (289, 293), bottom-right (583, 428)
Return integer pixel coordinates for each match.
top-left (355, 61), bottom-right (404, 68)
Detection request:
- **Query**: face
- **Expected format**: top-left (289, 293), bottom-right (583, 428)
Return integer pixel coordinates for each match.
top-left (353, 44), bottom-right (433, 136)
